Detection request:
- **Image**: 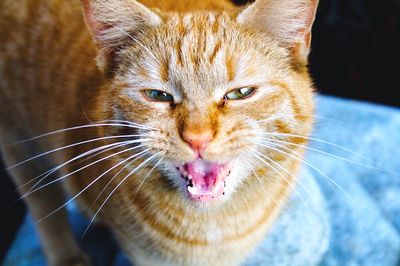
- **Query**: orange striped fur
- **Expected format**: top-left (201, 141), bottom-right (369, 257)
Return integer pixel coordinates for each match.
top-left (0, 0), bottom-right (317, 265)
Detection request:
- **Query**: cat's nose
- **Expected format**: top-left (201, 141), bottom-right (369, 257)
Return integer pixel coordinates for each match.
top-left (182, 128), bottom-right (214, 154)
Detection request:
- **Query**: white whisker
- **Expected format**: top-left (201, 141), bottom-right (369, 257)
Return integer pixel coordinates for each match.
top-left (261, 132), bottom-right (377, 166)
top-left (254, 140), bottom-right (356, 205)
top-left (252, 151), bottom-right (323, 235)
top-left (260, 136), bottom-right (400, 178)
top-left (252, 149), bottom-right (317, 204)
top-left (74, 140), bottom-right (137, 165)
top-left (8, 134), bottom-right (152, 170)
top-left (20, 140), bottom-right (140, 193)
top-left (97, 119), bottom-right (158, 130)
top-left (132, 157), bottom-right (164, 199)
top-left (256, 114), bottom-right (349, 127)
top-left (13, 122), bottom-right (153, 145)
top-left (21, 143), bottom-right (151, 199)
top-left (81, 152), bottom-right (162, 238)
top-left (35, 148), bottom-right (152, 225)
top-left (240, 155), bottom-right (268, 195)
top-left (91, 150), bottom-right (156, 206)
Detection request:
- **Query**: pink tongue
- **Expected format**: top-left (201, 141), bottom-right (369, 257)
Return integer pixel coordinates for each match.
top-left (186, 158), bottom-right (223, 193)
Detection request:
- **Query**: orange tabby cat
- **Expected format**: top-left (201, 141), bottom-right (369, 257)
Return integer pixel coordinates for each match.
top-left (0, 0), bottom-right (317, 265)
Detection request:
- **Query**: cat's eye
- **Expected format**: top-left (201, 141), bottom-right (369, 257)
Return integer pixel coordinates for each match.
top-left (224, 87), bottom-right (256, 100)
top-left (143, 89), bottom-right (174, 102)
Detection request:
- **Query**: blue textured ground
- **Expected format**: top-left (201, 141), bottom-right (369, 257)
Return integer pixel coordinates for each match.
top-left (4, 95), bottom-right (400, 265)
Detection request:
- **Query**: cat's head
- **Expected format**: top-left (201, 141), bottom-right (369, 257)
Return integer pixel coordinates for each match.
top-left (83, 0), bottom-right (318, 205)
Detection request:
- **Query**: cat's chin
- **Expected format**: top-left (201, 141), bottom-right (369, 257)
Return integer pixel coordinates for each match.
top-left (176, 158), bottom-right (233, 203)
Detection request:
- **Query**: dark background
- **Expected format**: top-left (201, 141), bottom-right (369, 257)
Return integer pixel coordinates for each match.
top-left (1, 0), bottom-right (400, 263)
top-left (235, 0), bottom-right (400, 107)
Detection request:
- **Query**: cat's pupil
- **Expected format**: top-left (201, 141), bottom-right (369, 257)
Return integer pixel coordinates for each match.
top-left (144, 90), bottom-right (173, 102)
top-left (240, 88), bottom-right (252, 95)
top-left (225, 87), bottom-right (255, 100)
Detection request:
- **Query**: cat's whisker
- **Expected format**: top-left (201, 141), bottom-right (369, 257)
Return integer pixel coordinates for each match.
top-left (251, 149), bottom-right (318, 206)
top-left (256, 114), bottom-right (349, 127)
top-left (70, 133), bottom-right (153, 166)
top-left (7, 134), bottom-right (152, 170)
top-left (254, 139), bottom-right (356, 205)
top-left (241, 155), bottom-right (293, 225)
top-left (251, 151), bottom-right (323, 235)
top-left (21, 144), bottom-right (152, 199)
top-left (259, 136), bottom-right (400, 178)
top-left (81, 152), bottom-right (162, 238)
top-left (91, 150), bottom-right (157, 206)
top-left (96, 119), bottom-right (158, 130)
top-left (132, 157), bottom-right (164, 200)
top-left (24, 141), bottom-right (148, 194)
top-left (240, 155), bottom-right (268, 195)
top-left (12, 122), bottom-right (154, 145)
top-left (19, 140), bottom-right (133, 193)
top-left (35, 149), bottom-right (152, 225)
top-left (73, 140), bottom-right (138, 166)
top-left (255, 139), bottom-right (339, 196)
top-left (261, 132), bottom-right (378, 166)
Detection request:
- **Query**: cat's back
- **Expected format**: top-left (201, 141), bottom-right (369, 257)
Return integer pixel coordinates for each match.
top-left (0, 0), bottom-right (100, 139)
top-left (0, 0), bottom-right (89, 66)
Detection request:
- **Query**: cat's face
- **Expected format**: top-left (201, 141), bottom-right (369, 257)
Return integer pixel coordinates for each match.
top-left (85, 0), bottom-right (317, 205)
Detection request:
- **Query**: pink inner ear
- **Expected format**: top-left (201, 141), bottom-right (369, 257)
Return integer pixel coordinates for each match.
top-left (237, 0), bottom-right (319, 59)
top-left (298, 0), bottom-right (319, 47)
top-left (284, 1), bottom-right (319, 61)
top-left (80, 0), bottom-right (119, 70)
top-left (81, 0), bottom-right (110, 42)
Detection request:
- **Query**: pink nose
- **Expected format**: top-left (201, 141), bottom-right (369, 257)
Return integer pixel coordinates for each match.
top-left (182, 128), bottom-right (214, 153)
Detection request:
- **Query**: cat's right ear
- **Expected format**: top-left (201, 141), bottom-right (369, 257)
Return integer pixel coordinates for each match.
top-left (237, 0), bottom-right (319, 65)
top-left (81, 0), bottom-right (161, 70)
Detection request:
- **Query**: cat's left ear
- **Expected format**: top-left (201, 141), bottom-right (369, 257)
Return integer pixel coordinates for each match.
top-left (237, 0), bottom-right (319, 64)
top-left (81, 0), bottom-right (162, 70)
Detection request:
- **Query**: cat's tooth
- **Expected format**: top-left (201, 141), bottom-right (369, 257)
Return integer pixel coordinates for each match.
top-left (187, 186), bottom-right (197, 195)
top-left (212, 182), bottom-right (222, 193)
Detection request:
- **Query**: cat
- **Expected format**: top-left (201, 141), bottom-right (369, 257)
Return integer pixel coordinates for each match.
top-left (0, 0), bottom-right (318, 265)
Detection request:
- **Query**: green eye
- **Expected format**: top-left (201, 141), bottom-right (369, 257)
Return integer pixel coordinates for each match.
top-left (143, 90), bottom-right (174, 102)
top-left (224, 87), bottom-right (256, 100)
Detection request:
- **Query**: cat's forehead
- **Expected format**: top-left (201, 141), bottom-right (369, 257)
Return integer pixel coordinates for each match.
top-left (121, 12), bottom-right (287, 99)
top-left (163, 14), bottom-right (240, 96)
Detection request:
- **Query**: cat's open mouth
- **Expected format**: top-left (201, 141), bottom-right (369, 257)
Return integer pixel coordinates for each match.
top-left (177, 158), bottom-right (232, 202)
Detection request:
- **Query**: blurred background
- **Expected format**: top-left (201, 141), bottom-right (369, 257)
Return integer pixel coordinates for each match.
top-left (234, 0), bottom-right (400, 107)
top-left (1, 0), bottom-right (400, 262)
